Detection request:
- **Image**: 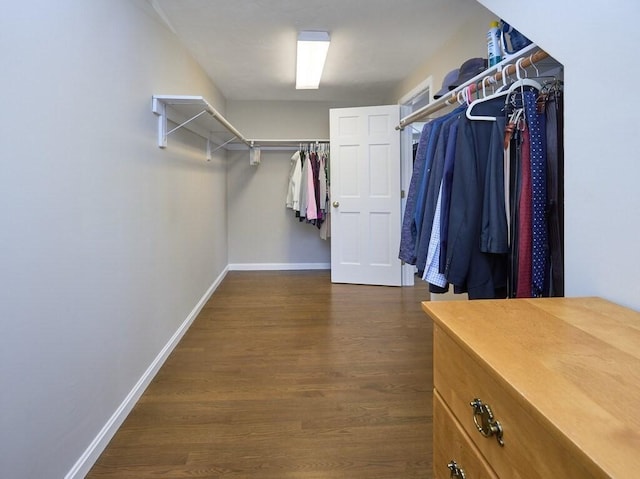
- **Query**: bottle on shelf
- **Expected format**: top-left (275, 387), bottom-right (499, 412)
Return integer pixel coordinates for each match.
top-left (487, 21), bottom-right (502, 67)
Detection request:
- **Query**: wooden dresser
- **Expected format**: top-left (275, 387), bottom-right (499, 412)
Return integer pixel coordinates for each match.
top-left (422, 297), bottom-right (640, 479)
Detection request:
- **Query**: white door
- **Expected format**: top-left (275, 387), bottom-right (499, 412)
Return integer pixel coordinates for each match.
top-left (329, 105), bottom-right (402, 286)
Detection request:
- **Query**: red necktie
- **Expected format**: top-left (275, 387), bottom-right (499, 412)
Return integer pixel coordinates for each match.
top-left (516, 125), bottom-right (532, 298)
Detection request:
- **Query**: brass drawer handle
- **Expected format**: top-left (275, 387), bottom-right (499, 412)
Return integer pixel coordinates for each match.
top-left (447, 460), bottom-right (466, 478)
top-left (470, 398), bottom-right (504, 446)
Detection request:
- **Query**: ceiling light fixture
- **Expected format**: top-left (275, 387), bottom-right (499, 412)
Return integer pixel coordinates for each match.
top-left (296, 31), bottom-right (330, 90)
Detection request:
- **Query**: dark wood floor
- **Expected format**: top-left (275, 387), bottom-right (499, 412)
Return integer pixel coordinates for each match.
top-left (87, 271), bottom-right (433, 478)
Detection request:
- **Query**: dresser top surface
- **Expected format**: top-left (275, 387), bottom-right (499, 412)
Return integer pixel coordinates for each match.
top-left (423, 297), bottom-right (640, 477)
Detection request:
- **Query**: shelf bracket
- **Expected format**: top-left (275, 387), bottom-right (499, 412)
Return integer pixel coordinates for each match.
top-left (152, 97), bottom-right (168, 148)
top-left (206, 135), bottom-right (237, 162)
top-left (151, 95), bottom-right (254, 156)
top-left (211, 136), bottom-right (237, 155)
top-left (166, 110), bottom-right (208, 137)
top-left (152, 97), bottom-right (211, 148)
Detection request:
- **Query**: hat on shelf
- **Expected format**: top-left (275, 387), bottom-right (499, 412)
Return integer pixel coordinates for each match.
top-left (433, 68), bottom-right (459, 99)
top-left (449, 57), bottom-right (488, 90)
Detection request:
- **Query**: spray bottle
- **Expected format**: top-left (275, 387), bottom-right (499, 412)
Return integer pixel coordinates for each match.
top-left (487, 21), bottom-right (502, 67)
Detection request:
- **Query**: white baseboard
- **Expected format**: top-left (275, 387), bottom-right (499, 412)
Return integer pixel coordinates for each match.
top-left (65, 266), bottom-right (229, 479)
top-left (228, 262), bottom-right (330, 271)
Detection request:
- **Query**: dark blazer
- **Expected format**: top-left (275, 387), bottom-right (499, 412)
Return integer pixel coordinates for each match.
top-left (444, 97), bottom-right (508, 299)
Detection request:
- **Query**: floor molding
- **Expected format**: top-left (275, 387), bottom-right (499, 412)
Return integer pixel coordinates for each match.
top-left (65, 266), bottom-right (229, 479)
top-left (228, 263), bottom-right (330, 271)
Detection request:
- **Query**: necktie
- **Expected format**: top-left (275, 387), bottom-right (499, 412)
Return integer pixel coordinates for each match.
top-left (523, 90), bottom-right (547, 296)
top-left (516, 124), bottom-right (532, 298)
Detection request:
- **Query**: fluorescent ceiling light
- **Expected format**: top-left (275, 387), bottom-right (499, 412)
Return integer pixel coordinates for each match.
top-left (296, 31), bottom-right (330, 90)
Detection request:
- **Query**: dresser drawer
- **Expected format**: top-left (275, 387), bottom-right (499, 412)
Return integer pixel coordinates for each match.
top-left (433, 323), bottom-right (598, 479)
top-left (434, 389), bottom-right (498, 479)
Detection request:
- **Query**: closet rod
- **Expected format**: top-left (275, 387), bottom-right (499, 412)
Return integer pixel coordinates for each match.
top-left (396, 47), bottom-right (549, 130)
top-left (227, 139), bottom-right (331, 152)
top-left (248, 138), bottom-right (330, 145)
top-left (226, 139), bottom-right (330, 151)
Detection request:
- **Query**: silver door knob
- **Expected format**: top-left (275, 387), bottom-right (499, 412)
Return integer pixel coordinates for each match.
top-left (332, 201), bottom-right (340, 208)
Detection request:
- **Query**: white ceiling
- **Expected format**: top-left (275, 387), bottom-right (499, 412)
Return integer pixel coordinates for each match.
top-left (152, 0), bottom-right (486, 103)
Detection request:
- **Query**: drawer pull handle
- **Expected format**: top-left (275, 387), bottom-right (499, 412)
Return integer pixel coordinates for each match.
top-left (470, 398), bottom-right (504, 446)
top-left (447, 460), bottom-right (466, 478)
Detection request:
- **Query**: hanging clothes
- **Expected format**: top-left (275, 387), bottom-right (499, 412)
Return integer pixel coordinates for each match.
top-left (422, 182), bottom-right (447, 288)
top-left (285, 143), bottom-right (331, 238)
top-left (298, 150), bottom-right (309, 219)
top-left (543, 88), bottom-right (564, 296)
top-left (399, 122), bottom-right (433, 265)
top-left (439, 118), bottom-right (460, 273)
top-left (399, 106), bottom-right (465, 266)
top-left (286, 150), bottom-right (303, 212)
top-left (305, 151), bottom-right (318, 221)
top-left (506, 83), bottom-right (563, 298)
top-left (515, 123), bottom-right (533, 298)
top-left (398, 78), bottom-right (564, 300)
top-left (523, 90), bottom-right (548, 297)
top-left (444, 96), bottom-right (508, 299)
top-left (416, 109), bottom-right (465, 277)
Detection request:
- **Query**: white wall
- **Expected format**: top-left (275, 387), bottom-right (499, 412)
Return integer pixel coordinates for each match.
top-left (476, 0), bottom-right (640, 310)
top-left (226, 147), bottom-right (331, 268)
top-left (395, 3), bottom-right (496, 102)
top-left (0, 1), bottom-right (229, 478)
